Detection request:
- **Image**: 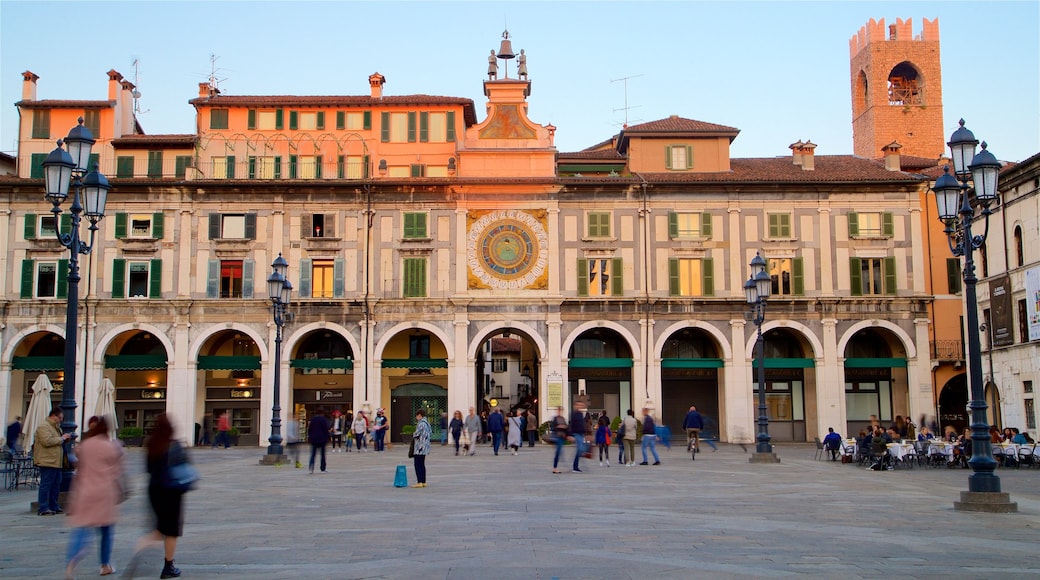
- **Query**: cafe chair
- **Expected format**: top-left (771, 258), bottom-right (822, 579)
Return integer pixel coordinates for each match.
top-left (813, 437), bottom-right (826, 461)
top-left (1017, 444), bottom-right (1037, 468)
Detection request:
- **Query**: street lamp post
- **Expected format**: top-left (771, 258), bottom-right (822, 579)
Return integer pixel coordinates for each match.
top-left (42, 118), bottom-right (110, 448)
top-left (260, 254), bottom-right (292, 465)
top-left (745, 252), bottom-right (779, 463)
top-left (930, 119), bottom-right (1016, 512)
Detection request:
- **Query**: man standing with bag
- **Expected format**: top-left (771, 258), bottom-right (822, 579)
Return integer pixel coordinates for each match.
top-left (307, 409), bottom-right (330, 473)
top-left (34, 407), bottom-right (72, 516)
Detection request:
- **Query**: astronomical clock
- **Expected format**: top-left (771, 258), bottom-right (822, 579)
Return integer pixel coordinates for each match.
top-left (467, 209), bottom-right (549, 290)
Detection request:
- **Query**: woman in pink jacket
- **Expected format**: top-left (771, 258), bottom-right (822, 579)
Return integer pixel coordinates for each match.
top-left (65, 415), bottom-right (125, 577)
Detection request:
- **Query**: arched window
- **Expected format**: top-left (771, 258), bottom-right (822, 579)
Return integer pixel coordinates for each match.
top-left (1014, 225), bottom-right (1024, 267)
top-left (887, 62), bottom-right (923, 106)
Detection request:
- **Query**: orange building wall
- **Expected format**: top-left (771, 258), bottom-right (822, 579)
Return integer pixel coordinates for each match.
top-left (626, 136), bottom-right (731, 173)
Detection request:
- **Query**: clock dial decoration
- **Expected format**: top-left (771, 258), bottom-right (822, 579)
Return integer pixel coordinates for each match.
top-left (467, 210), bottom-right (548, 289)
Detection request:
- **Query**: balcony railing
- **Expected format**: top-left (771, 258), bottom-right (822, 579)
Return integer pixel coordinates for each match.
top-left (931, 340), bottom-right (965, 361)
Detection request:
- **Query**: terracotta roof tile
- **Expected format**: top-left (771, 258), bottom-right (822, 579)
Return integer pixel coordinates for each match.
top-left (558, 149), bottom-right (625, 160)
top-left (16, 99), bottom-right (114, 109)
top-left (112, 134), bottom-right (197, 148)
top-left (623, 156), bottom-right (927, 183)
top-left (624, 116), bottom-right (739, 135)
top-left (189, 94), bottom-right (479, 125)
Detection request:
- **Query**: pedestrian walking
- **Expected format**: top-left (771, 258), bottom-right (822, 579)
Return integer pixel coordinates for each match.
top-left (463, 407), bottom-right (481, 456)
top-left (701, 415), bottom-right (720, 452)
top-left (595, 415), bottom-right (611, 466)
top-left (507, 409), bottom-right (523, 455)
top-left (410, 409), bottom-right (431, 488)
top-left (351, 410), bottom-right (368, 452)
top-left (524, 410), bottom-right (538, 447)
top-left (199, 413), bottom-right (212, 447)
top-left (570, 401), bottom-right (589, 472)
top-left (64, 416), bottom-right (124, 578)
top-left (488, 409), bottom-right (505, 455)
top-left (34, 407), bottom-right (72, 516)
top-left (212, 411), bottom-right (230, 449)
top-left (329, 410), bottom-right (344, 453)
top-left (127, 413), bottom-right (188, 579)
top-left (286, 411), bottom-right (302, 468)
top-left (550, 406), bottom-right (568, 473)
top-left (639, 407), bottom-right (661, 466)
top-left (439, 411), bottom-right (449, 446)
top-left (308, 409), bottom-right (330, 473)
top-left (448, 410), bottom-right (464, 455)
top-left (372, 409), bottom-right (388, 452)
top-left (7, 415), bottom-right (22, 454)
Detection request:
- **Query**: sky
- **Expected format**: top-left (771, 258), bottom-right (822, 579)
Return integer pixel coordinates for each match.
top-left (2, 1), bottom-right (1038, 163)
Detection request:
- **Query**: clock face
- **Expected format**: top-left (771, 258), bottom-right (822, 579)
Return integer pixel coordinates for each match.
top-left (467, 210), bottom-right (548, 289)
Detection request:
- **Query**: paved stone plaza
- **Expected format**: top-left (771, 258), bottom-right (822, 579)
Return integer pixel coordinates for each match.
top-left (2, 441), bottom-right (1038, 579)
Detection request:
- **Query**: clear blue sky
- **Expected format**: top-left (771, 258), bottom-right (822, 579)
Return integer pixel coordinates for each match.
top-left (2, 1), bottom-right (1038, 163)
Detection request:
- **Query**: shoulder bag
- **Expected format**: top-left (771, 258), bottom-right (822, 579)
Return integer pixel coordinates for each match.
top-left (164, 441), bottom-right (200, 492)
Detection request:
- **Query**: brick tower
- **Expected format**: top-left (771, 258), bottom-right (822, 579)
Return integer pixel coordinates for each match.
top-left (850, 18), bottom-right (945, 160)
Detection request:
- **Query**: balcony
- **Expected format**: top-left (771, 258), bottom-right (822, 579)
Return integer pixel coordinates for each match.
top-left (931, 340), bottom-right (965, 362)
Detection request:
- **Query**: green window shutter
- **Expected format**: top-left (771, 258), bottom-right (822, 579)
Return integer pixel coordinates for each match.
top-left (849, 258), bottom-right (862, 296)
top-left (30, 153), bottom-right (47, 179)
top-left (363, 110), bottom-right (372, 130)
top-left (116, 156), bottom-right (134, 178)
top-left (664, 146), bottom-right (672, 170)
top-left (289, 110), bottom-right (298, 131)
top-left (147, 151), bottom-right (163, 177)
top-left (56, 259), bottom-right (68, 299)
top-left (60, 213), bottom-right (72, 235)
top-left (247, 109), bottom-right (256, 130)
top-left (848, 212), bottom-right (859, 236)
top-left (768, 214), bottom-right (779, 238)
top-left (577, 258), bottom-right (589, 296)
top-left (151, 212), bottom-right (164, 239)
top-left (884, 256), bottom-right (897, 295)
top-left (316, 111), bottom-right (325, 130)
top-left (315, 155), bottom-right (323, 179)
top-left (206, 260), bottom-right (219, 298)
top-left (701, 212), bottom-right (713, 237)
top-left (174, 155), bottom-right (191, 178)
top-left (416, 213), bottom-right (427, 238)
top-left (686, 146), bottom-right (693, 169)
top-left (88, 153), bottom-right (100, 173)
top-left (248, 156), bottom-right (257, 179)
top-left (410, 164), bottom-right (423, 177)
top-left (274, 156), bottom-right (282, 179)
top-left (419, 112), bottom-right (429, 142)
top-left (242, 259), bottom-right (254, 299)
top-left (336, 111), bottom-right (345, 130)
top-left (611, 257), bottom-right (624, 296)
top-left (275, 109), bottom-right (284, 130)
top-left (337, 155), bottom-right (345, 179)
top-left (702, 258), bottom-right (714, 296)
top-left (298, 259), bottom-right (312, 298)
top-left (333, 257), bottom-right (345, 298)
top-left (667, 212), bottom-right (678, 239)
top-left (289, 155), bottom-right (298, 179)
top-left (24, 214), bottom-right (36, 239)
top-left (380, 112), bottom-right (390, 142)
top-left (149, 259), bottom-right (162, 298)
top-left (244, 213), bottom-right (257, 240)
top-left (20, 260), bottom-right (34, 299)
top-left (407, 112), bottom-right (417, 142)
top-left (363, 155), bottom-right (370, 178)
top-left (114, 212), bottom-right (127, 239)
top-left (404, 213), bottom-right (416, 238)
top-left (792, 257), bottom-right (804, 295)
top-left (445, 111), bottom-right (456, 142)
top-left (403, 258), bottom-right (426, 297)
top-left (668, 258), bottom-right (680, 296)
top-left (226, 156), bottom-right (235, 178)
top-left (882, 212), bottom-right (894, 237)
top-left (947, 258), bottom-right (962, 293)
top-left (208, 213), bottom-right (221, 240)
top-left (111, 259), bottom-right (126, 299)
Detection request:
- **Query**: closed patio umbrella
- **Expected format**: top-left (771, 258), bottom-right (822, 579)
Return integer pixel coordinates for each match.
top-left (92, 378), bottom-right (118, 439)
top-left (23, 373), bottom-right (54, 451)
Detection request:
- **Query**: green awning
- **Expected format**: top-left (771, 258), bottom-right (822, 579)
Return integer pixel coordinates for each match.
top-left (290, 358), bottom-right (354, 370)
top-left (662, 358), bottom-right (724, 369)
top-left (844, 357), bottom-right (907, 368)
top-left (105, 354), bottom-right (168, 370)
top-left (12, 356), bottom-right (65, 371)
top-left (197, 355), bottom-right (261, 370)
top-left (381, 359), bottom-right (448, 369)
top-left (752, 358), bottom-right (816, 368)
top-left (569, 358), bottom-right (633, 368)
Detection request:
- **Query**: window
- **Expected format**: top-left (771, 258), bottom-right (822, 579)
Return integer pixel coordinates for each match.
top-left (220, 260), bottom-right (244, 298)
top-left (116, 156), bottom-right (135, 178)
top-left (947, 258), bottom-right (962, 294)
top-left (147, 151), bottom-right (163, 178)
top-left (1019, 299), bottom-right (1028, 344)
top-left (409, 335), bottom-right (430, 359)
top-left (387, 166), bottom-right (410, 178)
top-left (231, 409), bottom-right (253, 435)
top-left (337, 155), bottom-right (366, 179)
top-left (403, 213), bottom-right (427, 239)
top-left (381, 112), bottom-right (417, 143)
top-left (848, 212), bottom-right (893, 237)
top-left (668, 212), bottom-right (712, 239)
top-left (587, 212), bottom-right (611, 238)
top-left (296, 258), bottom-right (342, 299)
top-left (20, 259), bottom-right (65, 299)
top-left (980, 245), bottom-right (989, 278)
top-left (174, 156), bottom-right (192, 179)
top-left (1014, 225), bottom-right (1024, 267)
top-left (767, 213), bottom-right (792, 238)
top-left (665, 145), bottom-right (692, 170)
top-left (337, 111), bottom-right (371, 131)
top-left (577, 258), bottom-right (623, 297)
top-left (292, 155), bottom-right (322, 179)
top-left (211, 156), bottom-right (235, 179)
top-left (426, 166), bottom-right (448, 177)
top-left (30, 153), bottom-right (47, 178)
top-left (403, 257), bottom-right (427, 298)
top-left (39, 215), bottom-right (57, 238)
top-left (248, 156), bottom-right (281, 179)
top-left (303, 214), bottom-right (336, 238)
top-left (111, 259), bottom-right (162, 299)
top-left (850, 257), bottom-right (896, 296)
top-left (769, 258), bottom-right (804, 296)
top-left (668, 258), bottom-right (714, 297)
top-left (113, 212), bottom-right (163, 239)
top-left (293, 111), bottom-right (324, 131)
top-left (492, 359), bottom-right (508, 373)
top-left (249, 109), bottom-right (283, 131)
top-left (23, 213), bottom-right (61, 239)
top-left (1025, 397), bottom-right (1036, 431)
top-left (209, 213), bottom-right (256, 240)
top-left (37, 262), bottom-right (58, 297)
top-left (417, 112), bottom-right (453, 142)
top-left (31, 110), bottom-right (50, 139)
top-left (210, 109), bottom-right (229, 130)
top-left (311, 260), bottom-right (335, 298)
top-left (410, 164), bottom-right (426, 177)
top-left (83, 110), bottom-right (101, 138)
top-left (206, 259), bottom-right (253, 299)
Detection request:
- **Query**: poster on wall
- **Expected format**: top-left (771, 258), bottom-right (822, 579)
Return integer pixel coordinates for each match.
top-left (990, 275), bottom-right (1014, 347)
top-left (1027, 267), bottom-right (1040, 342)
top-left (546, 373), bottom-right (563, 410)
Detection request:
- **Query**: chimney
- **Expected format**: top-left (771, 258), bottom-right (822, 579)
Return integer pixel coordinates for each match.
top-left (369, 72), bottom-right (386, 99)
top-left (107, 69), bottom-right (123, 100)
top-left (882, 141), bottom-right (902, 172)
top-left (22, 70), bottom-right (39, 101)
top-left (198, 82), bottom-right (219, 98)
top-left (799, 140), bottom-right (817, 171)
top-left (789, 140), bottom-right (805, 166)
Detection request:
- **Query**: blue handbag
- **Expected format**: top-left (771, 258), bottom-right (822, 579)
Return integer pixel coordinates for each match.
top-left (164, 441), bottom-right (200, 491)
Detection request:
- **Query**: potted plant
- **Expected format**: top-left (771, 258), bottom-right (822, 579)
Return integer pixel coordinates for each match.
top-left (119, 426), bottom-right (144, 447)
top-left (228, 427), bottom-right (241, 446)
top-left (400, 424), bottom-right (415, 443)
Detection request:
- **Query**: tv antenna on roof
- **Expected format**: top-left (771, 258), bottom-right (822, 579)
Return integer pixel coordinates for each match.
top-left (611, 74), bottom-right (643, 127)
top-left (131, 58), bottom-right (148, 116)
top-left (203, 53), bottom-right (228, 95)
